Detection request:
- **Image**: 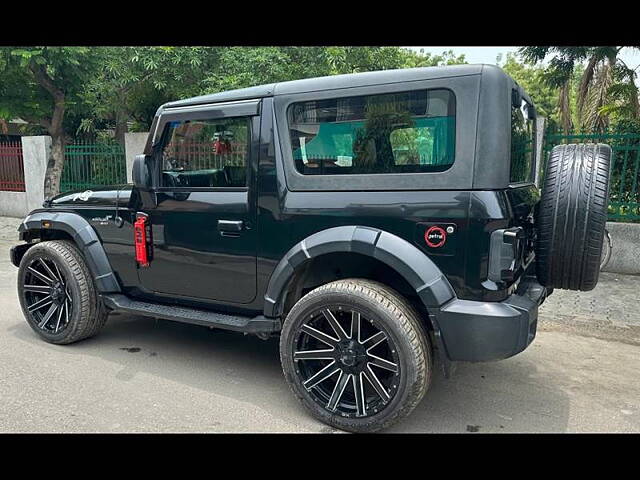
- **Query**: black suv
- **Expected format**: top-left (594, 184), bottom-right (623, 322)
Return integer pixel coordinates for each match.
top-left (10, 64), bottom-right (611, 432)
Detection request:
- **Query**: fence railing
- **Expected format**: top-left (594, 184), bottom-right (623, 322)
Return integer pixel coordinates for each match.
top-left (164, 141), bottom-right (247, 170)
top-left (0, 141), bottom-right (26, 192)
top-left (61, 142), bottom-right (127, 193)
top-left (543, 132), bottom-right (640, 222)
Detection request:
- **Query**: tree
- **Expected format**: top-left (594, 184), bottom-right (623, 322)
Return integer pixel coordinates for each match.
top-left (200, 47), bottom-right (466, 94)
top-left (0, 47), bottom-right (99, 197)
top-left (80, 47), bottom-right (217, 144)
top-left (1, 46), bottom-right (467, 197)
top-left (499, 53), bottom-right (559, 125)
top-left (519, 46), bottom-right (640, 133)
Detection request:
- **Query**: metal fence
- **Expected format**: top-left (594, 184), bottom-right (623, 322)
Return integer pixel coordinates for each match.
top-left (0, 141), bottom-right (26, 192)
top-left (164, 141), bottom-right (247, 170)
top-left (543, 132), bottom-right (640, 222)
top-left (61, 142), bottom-right (127, 193)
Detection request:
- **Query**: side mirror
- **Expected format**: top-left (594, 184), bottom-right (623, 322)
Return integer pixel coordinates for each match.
top-left (132, 154), bottom-right (151, 190)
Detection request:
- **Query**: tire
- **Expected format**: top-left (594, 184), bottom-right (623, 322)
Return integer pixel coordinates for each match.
top-left (279, 278), bottom-right (431, 433)
top-left (535, 143), bottom-right (611, 291)
top-left (17, 240), bottom-right (108, 345)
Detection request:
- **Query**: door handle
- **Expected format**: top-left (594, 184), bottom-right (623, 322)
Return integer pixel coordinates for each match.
top-left (218, 220), bottom-right (244, 237)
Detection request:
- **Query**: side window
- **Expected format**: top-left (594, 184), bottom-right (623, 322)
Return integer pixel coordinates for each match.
top-left (287, 89), bottom-right (455, 175)
top-left (159, 116), bottom-right (249, 188)
top-left (510, 98), bottom-right (535, 183)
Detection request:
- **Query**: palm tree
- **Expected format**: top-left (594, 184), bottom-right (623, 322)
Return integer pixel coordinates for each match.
top-left (519, 46), bottom-right (640, 134)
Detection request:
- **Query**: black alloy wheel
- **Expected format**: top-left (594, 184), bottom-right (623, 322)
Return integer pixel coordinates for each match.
top-left (280, 279), bottom-right (431, 432)
top-left (293, 306), bottom-right (401, 418)
top-left (22, 256), bottom-right (73, 334)
top-left (17, 240), bottom-right (108, 345)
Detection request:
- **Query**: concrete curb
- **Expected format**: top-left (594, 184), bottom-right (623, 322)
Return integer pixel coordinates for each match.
top-left (602, 221), bottom-right (640, 276)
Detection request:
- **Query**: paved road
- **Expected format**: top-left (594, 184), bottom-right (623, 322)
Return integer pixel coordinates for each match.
top-left (1, 217), bottom-right (639, 433)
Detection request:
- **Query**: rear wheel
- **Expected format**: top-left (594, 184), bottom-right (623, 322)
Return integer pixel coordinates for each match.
top-left (17, 240), bottom-right (108, 344)
top-left (280, 279), bottom-right (431, 432)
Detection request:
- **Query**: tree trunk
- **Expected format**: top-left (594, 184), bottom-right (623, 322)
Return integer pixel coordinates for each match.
top-left (559, 80), bottom-right (573, 135)
top-left (44, 129), bottom-right (65, 199)
top-left (28, 60), bottom-right (67, 199)
top-left (114, 109), bottom-right (129, 146)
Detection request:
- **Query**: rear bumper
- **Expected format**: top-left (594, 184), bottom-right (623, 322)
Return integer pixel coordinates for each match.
top-left (434, 274), bottom-right (549, 362)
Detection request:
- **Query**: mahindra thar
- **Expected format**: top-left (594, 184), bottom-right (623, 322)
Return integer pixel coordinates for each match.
top-left (10, 64), bottom-right (612, 432)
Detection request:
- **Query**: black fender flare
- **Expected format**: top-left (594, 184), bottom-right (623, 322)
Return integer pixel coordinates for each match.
top-left (263, 225), bottom-right (456, 318)
top-left (17, 211), bottom-right (121, 293)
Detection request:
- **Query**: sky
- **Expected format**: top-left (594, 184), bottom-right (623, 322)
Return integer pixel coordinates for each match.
top-left (406, 46), bottom-right (640, 70)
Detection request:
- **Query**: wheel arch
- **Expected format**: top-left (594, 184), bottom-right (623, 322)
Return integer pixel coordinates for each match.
top-left (17, 211), bottom-right (121, 293)
top-left (263, 226), bottom-right (455, 319)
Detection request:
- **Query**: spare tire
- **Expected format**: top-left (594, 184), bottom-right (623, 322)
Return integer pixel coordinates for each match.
top-left (535, 143), bottom-right (611, 291)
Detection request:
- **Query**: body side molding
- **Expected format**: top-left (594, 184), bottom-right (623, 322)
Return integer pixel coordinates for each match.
top-left (18, 211), bottom-right (121, 293)
top-left (263, 225), bottom-right (456, 318)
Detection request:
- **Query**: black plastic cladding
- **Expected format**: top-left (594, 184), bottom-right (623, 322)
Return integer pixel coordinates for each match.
top-left (264, 225), bottom-right (456, 317)
top-left (18, 211), bottom-right (121, 293)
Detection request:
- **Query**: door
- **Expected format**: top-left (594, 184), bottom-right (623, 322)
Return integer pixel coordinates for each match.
top-left (137, 102), bottom-right (260, 304)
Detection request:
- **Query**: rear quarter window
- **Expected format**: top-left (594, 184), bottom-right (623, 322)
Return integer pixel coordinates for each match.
top-left (287, 89), bottom-right (456, 176)
top-left (510, 98), bottom-right (535, 183)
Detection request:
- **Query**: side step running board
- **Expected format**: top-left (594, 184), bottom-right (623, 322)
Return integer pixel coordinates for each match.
top-left (101, 294), bottom-right (280, 334)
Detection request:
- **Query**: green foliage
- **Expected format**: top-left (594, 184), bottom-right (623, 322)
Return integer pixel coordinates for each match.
top-left (2, 46), bottom-right (467, 137)
top-left (200, 47), bottom-right (466, 94)
top-left (500, 53), bottom-right (558, 122)
top-left (0, 47), bottom-right (98, 131)
top-left (519, 46), bottom-right (640, 134)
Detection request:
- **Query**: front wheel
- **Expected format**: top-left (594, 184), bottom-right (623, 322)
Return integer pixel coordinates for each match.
top-left (279, 279), bottom-right (431, 433)
top-left (17, 240), bottom-right (108, 345)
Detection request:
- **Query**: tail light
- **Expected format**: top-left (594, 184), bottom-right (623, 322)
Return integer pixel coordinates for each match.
top-left (134, 214), bottom-right (151, 267)
top-left (487, 227), bottom-right (525, 284)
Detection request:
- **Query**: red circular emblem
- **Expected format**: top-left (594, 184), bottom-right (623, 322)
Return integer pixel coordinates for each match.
top-left (424, 226), bottom-right (447, 248)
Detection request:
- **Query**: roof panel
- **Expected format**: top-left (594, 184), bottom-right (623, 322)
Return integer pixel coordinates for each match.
top-left (160, 64), bottom-right (488, 110)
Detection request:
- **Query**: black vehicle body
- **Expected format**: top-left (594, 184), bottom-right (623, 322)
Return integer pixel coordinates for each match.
top-left (11, 64), bottom-right (549, 367)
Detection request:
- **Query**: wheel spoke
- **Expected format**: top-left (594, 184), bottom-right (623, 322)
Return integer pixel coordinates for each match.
top-left (23, 284), bottom-right (53, 294)
top-left (295, 305), bottom-right (402, 419)
top-left (368, 354), bottom-right (399, 373)
top-left (303, 361), bottom-right (340, 390)
top-left (327, 371), bottom-right (350, 411)
top-left (362, 331), bottom-right (387, 351)
top-left (300, 324), bottom-right (338, 347)
top-left (53, 262), bottom-right (65, 287)
top-left (294, 348), bottom-right (335, 361)
top-left (54, 301), bottom-right (64, 333)
top-left (364, 364), bottom-right (391, 402)
top-left (27, 295), bottom-right (53, 313)
top-left (38, 303), bottom-right (58, 329)
top-left (27, 266), bottom-right (55, 285)
top-left (38, 258), bottom-right (60, 283)
top-left (64, 299), bottom-right (70, 324)
top-left (65, 287), bottom-right (72, 303)
top-left (322, 309), bottom-right (348, 340)
top-left (350, 311), bottom-right (361, 342)
top-left (353, 372), bottom-right (366, 417)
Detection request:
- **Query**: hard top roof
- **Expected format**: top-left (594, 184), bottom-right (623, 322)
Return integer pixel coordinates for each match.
top-left (161, 64), bottom-right (495, 110)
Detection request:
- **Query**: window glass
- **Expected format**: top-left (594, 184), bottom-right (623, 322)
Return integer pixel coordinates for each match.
top-left (510, 98), bottom-right (535, 183)
top-left (287, 89), bottom-right (455, 175)
top-left (159, 117), bottom-right (249, 188)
